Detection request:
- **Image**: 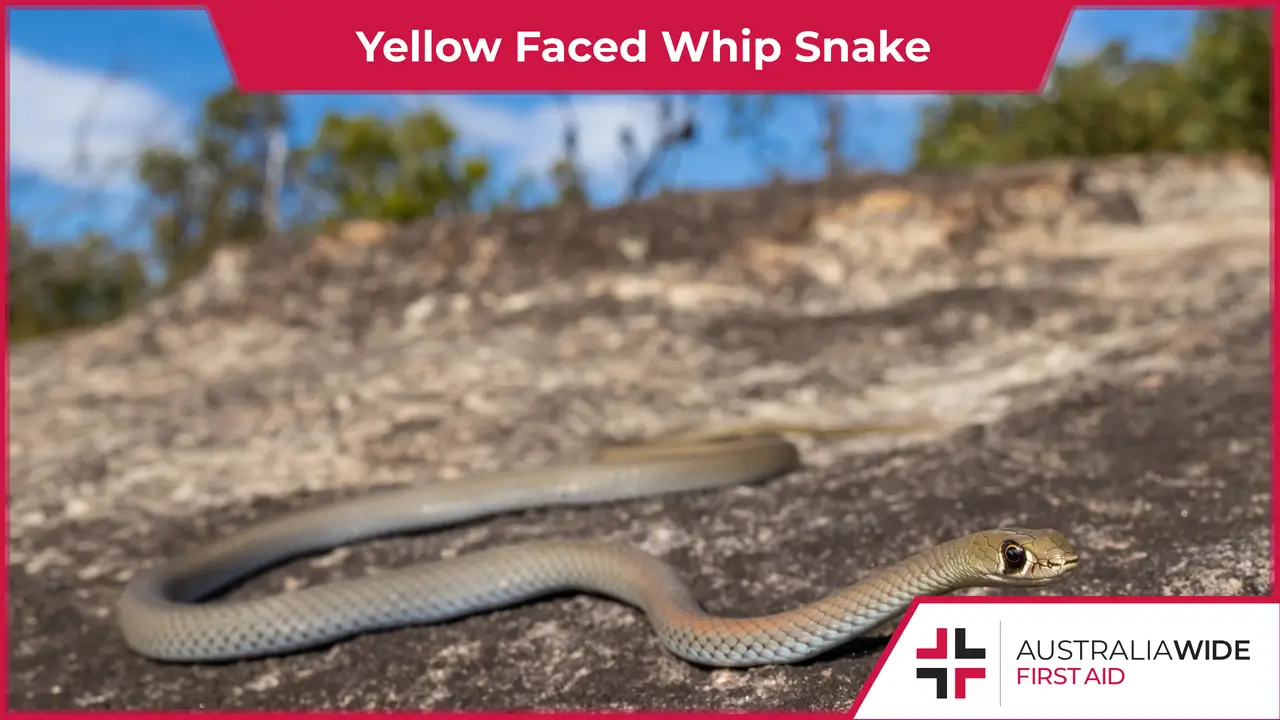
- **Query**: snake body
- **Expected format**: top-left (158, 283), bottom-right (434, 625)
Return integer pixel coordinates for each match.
top-left (117, 430), bottom-right (1079, 667)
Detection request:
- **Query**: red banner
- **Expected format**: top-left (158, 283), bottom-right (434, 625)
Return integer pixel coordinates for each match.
top-left (205, 0), bottom-right (1074, 92)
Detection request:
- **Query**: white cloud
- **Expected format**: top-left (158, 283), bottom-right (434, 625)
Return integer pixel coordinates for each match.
top-left (8, 47), bottom-right (188, 190)
top-left (421, 95), bottom-right (676, 184)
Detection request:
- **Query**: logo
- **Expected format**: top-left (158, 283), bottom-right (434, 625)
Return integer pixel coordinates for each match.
top-left (915, 627), bottom-right (987, 699)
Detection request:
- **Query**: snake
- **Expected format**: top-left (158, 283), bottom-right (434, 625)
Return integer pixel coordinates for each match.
top-left (117, 425), bottom-right (1080, 667)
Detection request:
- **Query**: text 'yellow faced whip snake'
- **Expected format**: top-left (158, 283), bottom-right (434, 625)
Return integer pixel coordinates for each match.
top-left (117, 425), bottom-right (1080, 667)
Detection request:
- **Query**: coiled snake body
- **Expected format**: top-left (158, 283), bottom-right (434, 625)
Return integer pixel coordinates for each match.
top-left (118, 428), bottom-right (1079, 667)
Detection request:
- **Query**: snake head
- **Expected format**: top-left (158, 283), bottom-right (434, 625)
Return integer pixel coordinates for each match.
top-left (971, 528), bottom-right (1079, 587)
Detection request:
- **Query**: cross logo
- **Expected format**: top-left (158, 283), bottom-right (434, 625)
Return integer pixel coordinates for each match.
top-left (915, 627), bottom-right (987, 699)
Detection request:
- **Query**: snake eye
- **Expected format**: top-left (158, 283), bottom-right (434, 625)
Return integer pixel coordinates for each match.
top-left (1001, 540), bottom-right (1027, 571)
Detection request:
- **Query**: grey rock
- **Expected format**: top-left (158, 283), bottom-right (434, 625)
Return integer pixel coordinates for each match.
top-left (8, 154), bottom-right (1272, 710)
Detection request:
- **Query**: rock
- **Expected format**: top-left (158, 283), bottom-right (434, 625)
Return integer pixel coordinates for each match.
top-left (8, 153), bottom-right (1271, 710)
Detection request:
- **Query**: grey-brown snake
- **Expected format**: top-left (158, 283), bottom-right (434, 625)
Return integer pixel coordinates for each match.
top-left (117, 425), bottom-right (1079, 667)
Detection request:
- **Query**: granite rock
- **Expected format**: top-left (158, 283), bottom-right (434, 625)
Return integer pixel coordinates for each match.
top-left (8, 153), bottom-right (1272, 710)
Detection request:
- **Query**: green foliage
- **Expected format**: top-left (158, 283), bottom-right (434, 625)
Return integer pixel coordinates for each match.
top-left (913, 10), bottom-right (1270, 168)
top-left (10, 89), bottom-right (502, 342)
top-left (9, 220), bottom-right (149, 342)
top-left (549, 156), bottom-right (589, 207)
top-left (137, 87), bottom-right (289, 288)
top-left (1180, 9), bottom-right (1271, 159)
top-left (301, 109), bottom-right (490, 224)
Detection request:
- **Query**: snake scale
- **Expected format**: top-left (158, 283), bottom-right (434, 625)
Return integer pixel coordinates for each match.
top-left (117, 425), bottom-right (1079, 667)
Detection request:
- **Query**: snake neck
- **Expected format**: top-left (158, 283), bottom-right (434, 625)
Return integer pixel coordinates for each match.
top-left (645, 536), bottom-right (983, 667)
top-left (807, 536), bottom-right (980, 636)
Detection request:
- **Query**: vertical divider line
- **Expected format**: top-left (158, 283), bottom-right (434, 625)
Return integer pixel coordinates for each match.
top-left (998, 620), bottom-right (1003, 707)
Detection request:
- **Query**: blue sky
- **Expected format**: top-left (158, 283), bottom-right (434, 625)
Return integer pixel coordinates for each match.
top-left (9, 8), bottom-right (1204, 247)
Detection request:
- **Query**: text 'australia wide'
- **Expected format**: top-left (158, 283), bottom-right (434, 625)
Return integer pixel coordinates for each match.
top-left (356, 29), bottom-right (931, 70)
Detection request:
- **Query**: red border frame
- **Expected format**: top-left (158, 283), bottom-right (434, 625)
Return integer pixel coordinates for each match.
top-left (2, 2), bottom-right (1277, 718)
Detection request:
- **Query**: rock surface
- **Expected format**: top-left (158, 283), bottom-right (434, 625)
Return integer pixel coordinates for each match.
top-left (8, 154), bottom-right (1273, 710)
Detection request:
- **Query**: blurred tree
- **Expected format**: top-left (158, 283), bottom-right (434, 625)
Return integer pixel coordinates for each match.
top-left (137, 86), bottom-right (289, 289)
top-left (548, 119), bottom-right (589, 207)
top-left (549, 156), bottom-right (590, 208)
top-left (912, 96), bottom-right (1016, 168)
top-left (619, 96), bottom-right (698, 199)
top-left (912, 10), bottom-right (1270, 169)
top-left (9, 220), bottom-right (149, 342)
top-left (301, 108), bottom-right (490, 224)
top-left (1179, 9), bottom-right (1271, 159)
